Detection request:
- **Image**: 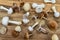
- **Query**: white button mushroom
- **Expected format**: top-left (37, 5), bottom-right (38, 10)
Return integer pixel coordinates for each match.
top-left (44, 0), bottom-right (56, 3)
top-left (35, 4), bottom-right (45, 13)
top-left (0, 6), bottom-right (13, 14)
top-left (52, 6), bottom-right (60, 17)
top-left (0, 27), bottom-right (7, 34)
top-left (23, 18), bottom-right (29, 24)
top-left (52, 34), bottom-right (59, 40)
top-left (32, 3), bottom-right (38, 8)
top-left (15, 26), bottom-right (21, 32)
top-left (28, 22), bottom-right (39, 32)
top-left (35, 7), bottom-right (43, 13)
top-left (2, 16), bottom-right (22, 26)
top-left (39, 3), bottom-right (45, 8)
top-left (23, 3), bottom-right (31, 11)
top-left (23, 12), bottom-right (30, 24)
top-left (23, 12), bottom-right (30, 17)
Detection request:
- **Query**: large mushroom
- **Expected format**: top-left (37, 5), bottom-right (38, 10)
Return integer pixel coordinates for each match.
top-left (42, 17), bottom-right (58, 30)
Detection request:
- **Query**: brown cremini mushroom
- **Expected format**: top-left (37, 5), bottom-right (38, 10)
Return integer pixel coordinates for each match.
top-left (12, 3), bottom-right (20, 12)
top-left (24, 31), bottom-right (32, 40)
top-left (43, 17), bottom-right (58, 30)
top-left (12, 30), bottom-right (19, 37)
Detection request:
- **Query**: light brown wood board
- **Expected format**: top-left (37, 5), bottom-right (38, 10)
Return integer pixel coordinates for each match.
top-left (0, 0), bottom-right (60, 40)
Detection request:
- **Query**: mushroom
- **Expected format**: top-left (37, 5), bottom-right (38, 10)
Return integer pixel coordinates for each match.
top-left (12, 30), bottom-right (19, 37)
top-left (22, 12), bottom-right (30, 24)
top-left (52, 6), bottom-right (60, 17)
top-left (44, 0), bottom-right (56, 3)
top-left (35, 4), bottom-right (45, 13)
top-left (15, 26), bottom-right (21, 32)
top-left (32, 3), bottom-right (38, 8)
top-left (42, 17), bottom-right (58, 30)
top-left (23, 3), bottom-right (31, 11)
top-left (32, 3), bottom-right (45, 13)
top-left (35, 7), bottom-right (43, 13)
top-left (12, 26), bottom-right (21, 37)
top-left (0, 27), bottom-right (7, 34)
top-left (2, 16), bottom-right (22, 26)
top-left (12, 3), bottom-right (20, 12)
top-left (28, 22), bottom-right (39, 32)
top-left (24, 31), bottom-right (32, 40)
top-left (0, 6), bottom-right (13, 14)
top-left (20, 2), bottom-right (24, 7)
top-left (32, 3), bottom-right (45, 9)
top-left (37, 24), bottom-right (48, 34)
top-left (52, 34), bottom-right (59, 40)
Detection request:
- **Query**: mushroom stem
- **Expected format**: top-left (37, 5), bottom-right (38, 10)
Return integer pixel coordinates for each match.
top-left (52, 6), bottom-right (57, 12)
top-left (32, 22), bottom-right (39, 28)
top-left (37, 24), bottom-right (48, 34)
top-left (0, 6), bottom-right (8, 11)
top-left (44, 0), bottom-right (56, 3)
top-left (42, 17), bottom-right (48, 21)
top-left (8, 20), bottom-right (22, 25)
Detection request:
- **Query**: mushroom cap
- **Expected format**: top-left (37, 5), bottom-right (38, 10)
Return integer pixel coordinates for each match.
top-left (52, 0), bottom-right (56, 3)
top-left (44, 0), bottom-right (50, 2)
top-left (40, 3), bottom-right (45, 8)
top-left (35, 6), bottom-right (43, 13)
top-left (32, 3), bottom-right (38, 8)
top-left (23, 18), bottom-right (29, 24)
top-left (0, 27), bottom-right (7, 34)
top-left (52, 34), bottom-right (59, 40)
top-left (15, 26), bottom-right (21, 32)
top-left (28, 26), bottom-right (33, 32)
top-left (54, 12), bottom-right (60, 17)
top-left (2, 16), bottom-right (9, 26)
top-left (8, 8), bottom-right (13, 14)
top-left (23, 3), bottom-right (31, 11)
top-left (25, 12), bottom-right (30, 17)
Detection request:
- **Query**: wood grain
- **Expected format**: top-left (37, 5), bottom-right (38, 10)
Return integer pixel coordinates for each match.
top-left (0, 0), bottom-right (60, 40)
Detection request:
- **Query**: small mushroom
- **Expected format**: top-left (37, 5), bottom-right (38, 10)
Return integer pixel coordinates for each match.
top-left (0, 6), bottom-right (13, 14)
top-left (2, 16), bottom-right (22, 26)
top-left (52, 34), bottom-right (59, 40)
top-left (37, 25), bottom-right (48, 34)
top-left (20, 2), bottom-right (24, 7)
top-left (23, 18), bottom-right (29, 24)
top-left (12, 30), bottom-right (19, 37)
top-left (32, 3), bottom-right (38, 8)
top-left (12, 3), bottom-right (20, 12)
top-left (35, 4), bottom-right (45, 13)
top-left (24, 31), bottom-right (32, 40)
top-left (12, 26), bottom-right (21, 37)
top-left (44, 0), bottom-right (56, 3)
top-left (28, 22), bottom-right (39, 32)
top-left (15, 26), bottom-right (21, 32)
top-left (23, 3), bottom-right (31, 11)
top-left (22, 12), bottom-right (30, 24)
top-left (0, 27), bottom-right (7, 34)
top-left (43, 17), bottom-right (58, 30)
top-left (35, 7), bottom-right (43, 13)
top-left (52, 6), bottom-right (60, 17)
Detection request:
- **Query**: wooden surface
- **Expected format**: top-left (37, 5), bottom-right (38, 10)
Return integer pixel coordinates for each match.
top-left (0, 0), bottom-right (60, 40)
